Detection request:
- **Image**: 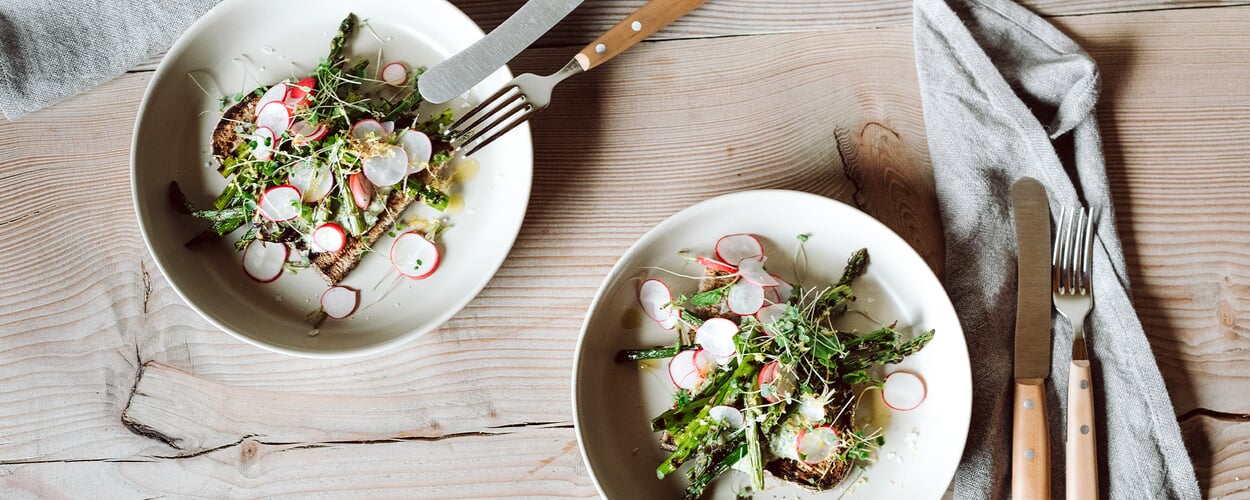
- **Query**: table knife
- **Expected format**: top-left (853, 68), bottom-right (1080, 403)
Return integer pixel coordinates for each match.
top-left (1010, 177), bottom-right (1053, 500)
top-left (419, 0), bottom-right (584, 104)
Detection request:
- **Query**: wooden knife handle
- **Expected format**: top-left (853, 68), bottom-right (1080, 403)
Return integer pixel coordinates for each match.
top-left (574, 0), bottom-right (709, 71)
top-left (1066, 360), bottom-right (1099, 499)
top-left (1012, 378), bottom-right (1051, 500)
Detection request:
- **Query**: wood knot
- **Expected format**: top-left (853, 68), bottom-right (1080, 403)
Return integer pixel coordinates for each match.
top-left (240, 438), bottom-right (260, 461)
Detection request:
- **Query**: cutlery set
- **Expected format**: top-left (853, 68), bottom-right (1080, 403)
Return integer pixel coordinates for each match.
top-left (1011, 178), bottom-right (1099, 499)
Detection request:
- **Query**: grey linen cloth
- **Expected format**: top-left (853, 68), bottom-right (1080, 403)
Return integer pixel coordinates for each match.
top-left (0, 1), bottom-right (218, 120)
top-left (912, 0), bottom-right (1201, 498)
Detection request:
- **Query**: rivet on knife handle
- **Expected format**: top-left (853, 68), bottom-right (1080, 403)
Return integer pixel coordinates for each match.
top-left (573, 0), bottom-right (709, 71)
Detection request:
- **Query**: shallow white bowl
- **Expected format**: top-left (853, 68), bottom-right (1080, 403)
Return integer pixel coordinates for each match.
top-left (131, 0), bottom-right (532, 357)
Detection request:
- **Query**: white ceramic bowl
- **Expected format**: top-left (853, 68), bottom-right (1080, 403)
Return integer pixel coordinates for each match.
top-left (131, 0), bottom-right (532, 357)
top-left (572, 190), bottom-right (971, 499)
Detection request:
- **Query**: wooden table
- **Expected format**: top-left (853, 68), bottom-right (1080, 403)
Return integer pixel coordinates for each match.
top-left (1, 0), bottom-right (1247, 497)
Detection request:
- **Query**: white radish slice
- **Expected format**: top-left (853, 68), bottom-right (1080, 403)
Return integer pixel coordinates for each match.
top-left (696, 255), bottom-right (736, 274)
top-left (256, 83), bottom-right (289, 109)
top-left (668, 350), bottom-right (702, 390)
top-left (882, 371), bottom-right (927, 411)
top-left (382, 121), bottom-right (395, 134)
top-left (737, 258), bottom-right (779, 287)
top-left (241, 240), bottom-right (287, 283)
top-left (320, 286), bottom-right (359, 319)
top-left (796, 425), bottom-right (840, 464)
top-left (290, 120), bottom-right (327, 146)
top-left (638, 279), bottom-right (676, 324)
top-left (348, 173), bottom-right (374, 210)
top-left (255, 101), bottom-right (292, 135)
top-left (755, 303), bottom-right (787, 337)
top-left (727, 281), bottom-right (765, 316)
top-left (350, 119), bottom-right (387, 141)
top-left (657, 310), bottom-right (679, 330)
top-left (695, 318), bottom-right (739, 358)
top-left (770, 274), bottom-right (794, 304)
top-left (398, 129), bottom-right (433, 171)
top-left (715, 233), bottom-right (765, 265)
top-left (709, 405), bottom-right (745, 430)
top-left (798, 395), bottom-right (827, 422)
top-left (758, 360), bottom-right (797, 403)
top-left (258, 185), bottom-right (302, 222)
top-left (389, 232), bottom-right (441, 279)
top-left (692, 348), bottom-right (718, 376)
top-left (251, 126), bottom-right (276, 161)
top-left (362, 144), bottom-right (409, 186)
top-left (311, 222), bottom-right (346, 253)
top-left (288, 160), bottom-right (334, 202)
top-left (381, 61), bottom-right (409, 85)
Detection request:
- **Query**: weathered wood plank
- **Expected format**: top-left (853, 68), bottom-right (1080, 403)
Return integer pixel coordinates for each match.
top-left (1181, 414), bottom-right (1250, 498)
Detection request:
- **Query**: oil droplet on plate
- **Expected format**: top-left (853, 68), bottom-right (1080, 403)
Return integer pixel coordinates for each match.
top-left (445, 194), bottom-right (465, 214)
top-left (453, 158), bottom-right (480, 183)
top-left (620, 308), bottom-right (643, 329)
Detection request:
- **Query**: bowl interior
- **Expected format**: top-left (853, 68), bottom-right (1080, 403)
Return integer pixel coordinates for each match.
top-left (132, 0), bottom-right (532, 356)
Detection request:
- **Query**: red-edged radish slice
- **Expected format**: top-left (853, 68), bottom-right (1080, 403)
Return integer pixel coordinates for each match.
top-left (290, 120), bottom-right (328, 147)
top-left (758, 360), bottom-right (797, 403)
top-left (715, 233), bottom-right (765, 265)
top-left (398, 129), bottom-right (433, 172)
top-left (668, 349), bottom-right (702, 390)
top-left (241, 240), bottom-right (287, 283)
top-left (692, 348), bottom-right (718, 376)
top-left (727, 281), bottom-right (765, 316)
top-left (796, 425), bottom-right (840, 464)
top-left (755, 303), bottom-right (787, 337)
top-left (797, 395), bottom-right (827, 422)
top-left (255, 101), bottom-right (292, 135)
top-left (381, 61), bottom-right (409, 85)
top-left (258, 185), bottom-right (302, 222)
top-left (349, 173), bottom-right (374, 209)
top-left (382, 121), bottom-right (395, 134)
top-left (283, 77), bottom-right (316, 108)
top-left (638, 279), bottom-right (676, 327)
top-left (389, 232), bottom-right (441, 279)
top-left (363, 144), bottom-right (409, 186)
top-left (709, 405), bottom-right (745, 430)
top-left (288, 160), bottom-right (334, 202)
top-left (695, 317), bottom-right (738, 358)
top-left (737, 258), bottom-right (779, 287)
top-left (882, 371), bottom-right (927, 411)
top-left (320, 286), bottom-right (359, 319)
top-left (770, 274), bottom-right (794, 304)
top-left (350, 119), bottom-right (387, 141)
top-left (256, 83), bottom-right (289, 109)
top-left (251, 126), bottom-right (276, 161)
top-left (311, 222), bottom-right (346, 253)
top-left (657, 310), bottom-right (679, 330)
top-left (696, 255), bottom-right (737, 274)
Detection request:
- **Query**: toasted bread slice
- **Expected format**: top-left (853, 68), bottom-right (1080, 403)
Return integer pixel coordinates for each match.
top-left (766, 398), bottom-right (858, 491)
top-left (688, 266), bottom-right (739, 320)
top-left (212, 93), bottom-right (261, 160)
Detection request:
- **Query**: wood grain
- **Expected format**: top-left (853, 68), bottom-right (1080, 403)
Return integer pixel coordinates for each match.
top-left (1181, 414), bottom-right (1250, 498)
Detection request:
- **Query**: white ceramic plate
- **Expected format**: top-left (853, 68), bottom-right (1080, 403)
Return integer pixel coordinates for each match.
top-left (572, 190), bottom-right (970, 499)
top-left (131, 0), bottom-right (531, 357)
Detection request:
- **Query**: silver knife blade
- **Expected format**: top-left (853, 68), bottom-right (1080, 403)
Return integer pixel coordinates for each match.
top-left (419, 0), bottom-right (583, 104)
top-left (1012, 177), bottom-right (1053, 380)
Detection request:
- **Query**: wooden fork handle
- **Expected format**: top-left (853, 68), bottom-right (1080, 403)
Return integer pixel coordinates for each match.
top-left (1067, 359), bottom-right (1099, 499)
top-left (574, 0), bottom-right (709, 71)
top-left (1012, 378), bottom-right (1051, 500)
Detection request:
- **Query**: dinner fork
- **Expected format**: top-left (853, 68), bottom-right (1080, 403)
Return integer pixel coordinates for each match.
top-left (1053, 207), bottom-right (1098, 500)
top-left (447, 0), bottom-right (709, 156)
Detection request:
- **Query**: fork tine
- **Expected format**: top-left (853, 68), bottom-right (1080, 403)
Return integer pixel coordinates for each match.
top-left (463, 107), bottom-right (538, 157)
top-left (1053, 207), bottom-right (1069, 292)
top-left (450, 84), bottom-right (518, 133)
top-left (1081, 208), bottom-right (1095, 294)
top-left (453, 91), bottom-right (526, 141)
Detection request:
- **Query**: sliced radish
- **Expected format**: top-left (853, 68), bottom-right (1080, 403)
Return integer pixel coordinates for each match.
top-left (715, 233), bottom-right (765, 265)
top-left (758, 360), bottom-right (797, 403)
top-left (312, 222), bottom-right (347, 253)
top-left (255, 101), bottom-right (292, 135)
top-left (382, 121), bottom-right (395, 134)
top-left (241, 240), bottom-right (287, 282)
top-left (389, 232), bottom-right (440, 279)
top-left (737, 258), bottom-right (779, 287)
top-left (657, 310), bottom-right (679, 330)
top-left (709, 405), bottom-right (745, 430)
top-left (755, 303), bottom-right (788, 338)
top-left (638, 279), bottom-right (677, 328)
top-left (258, 185), bottom-right (302, 222)
top-left (290, 119), bottom-right (328, 147)
top-left (349, 173), bottom-right (374, 210)
top-left (256, 83), bottom-right (289, 109)
top-left (882, 371), bottom-right (927, 411)
top-left (696, 255), bottom-right (737, 274)
top-left (362, 144), bottom-right (409, 186)
top-left (727, 281), bottom-right (765, 316)
top-left (796, 425), bottom-right (840, 464)
top-left (769, 274), bottom-right (794, 304)
top-left (668, 349), bottom-right (703, 390)
top-left (695, 318), bottom-right (738, 358)
top-left (692, 348), bottom-right (718, 376)
top-left (288, 160), bottom-right (334, 202)
top-left (251, 126), bottom-right (276, 161)
top-left (381, 61), bottom-right (409, 86)
top-left (350, 119), bottom-right (387, 141)
top-left (283, 77), bottom-right (316, 108)
top-left (398, 129), bottom-right (433, 172)
top-left (320, 286), bottom-right (359, 319)
top-left (797, 395), bottom-right (827, 422)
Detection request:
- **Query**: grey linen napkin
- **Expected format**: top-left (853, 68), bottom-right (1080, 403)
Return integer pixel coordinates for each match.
top-left (912, 0), bottom-right (1201, 498)
top-left (0, 1), bottom-right (218, 120)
